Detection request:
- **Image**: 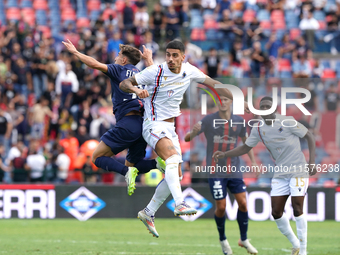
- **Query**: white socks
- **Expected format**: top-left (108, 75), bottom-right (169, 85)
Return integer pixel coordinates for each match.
top-left (274, 214), bottom-right (300, 248)
top-left (295, 214), bottom-right (307, 255)
top-left (145, 176), bottom-right (183, 217)
top-left (164, 155), bottom-right (183, 206)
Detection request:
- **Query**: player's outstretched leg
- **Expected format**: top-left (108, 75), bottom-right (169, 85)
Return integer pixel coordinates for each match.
top-left (238, 239), bottom-right (258, 254)
top-left (125, 167), bottom-right (139, 196)
top-left (137, 209), bottom-right (159, 238)
top-left (220, 239), bottom-right (233, 255)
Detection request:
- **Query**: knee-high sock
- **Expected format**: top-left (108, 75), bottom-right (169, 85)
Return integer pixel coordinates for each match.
top-left (95, 156), bottom-right (128, 176)
top-left (295, 214), bottom-right (307, 255)
top-left (274, 214), bottom-right (300, 248)
top-left (237, 210), bottom-right (248, 241)
top-left (134, 159), bottom-right (157, 174)
top-left (164, 155), bottom-right (183, 206)
top-left (145, 176), bottom-right (183, 216)
top-left (214, 214), bottom-right (226, 241)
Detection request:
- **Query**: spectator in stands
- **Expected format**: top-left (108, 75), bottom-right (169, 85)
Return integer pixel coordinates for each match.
top-left (218, 9), bottom-right (235, 42)
top-left (142, 31), bottom-right (159, 58)
top-left (165, 4), bottom-right (180, 41)
top-left (29, 96), bottom-right (53, 140)
top-left (299, 11), bottom-right (320, 49)
top-left (266, 32), bottom-right (282, 59)
top-left (134, 6), bottom-right (149, 33)
top-left (292, 54), bottom-right (312, 78)
top-left (229, 39), bottom-right (244, 78)
top-left (31, 50), bottom-right (48, 100)
top-left (77, 100), bottom-right (93, 132)
top-left (324, 84), bottom-right (340, 112)
top-left (183, 40), bottom-right (202, 66)
top-left (26, 149), bottom-right (46, 183)
top-left (150, 3), bottom-right (166, 44)
top-left (204, 47), bottom-right (221, 78)
top-left (55, 145), bottom-right (71, 183)
top-left (75, 125), bottom-right (91, 146)
top-left (0, 144), bottom-right (11, 182)
top-left (215, 0), bottom-right (231, 17)
top-left (246, 17), bottom-right (263, 48)
top-left (0, 106), bottom-right (13, 156)
top-left (278, 34), bottom-right (296, 60)
top-left (9, 141), bottom-right (27, 183)
top-left (82, 155), bottom-right (97, 183)
top-left (12, 58), bottom-right (32, 100)
top-left (293, 36), bottom-right (312, 61)
top-left (107, 32), bottom-right (123, 62)
top-left (55, 63), bottom-right (79, 106)
top-left (248, 41), bottom-right (267, 78)
top-left (120, 0), bottom-right (135, 31)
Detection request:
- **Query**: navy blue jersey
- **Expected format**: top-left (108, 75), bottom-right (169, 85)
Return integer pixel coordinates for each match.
top-left (104, 64), bottom-right (143, 122)
top-left (198, 112), bottom-right (246, 177)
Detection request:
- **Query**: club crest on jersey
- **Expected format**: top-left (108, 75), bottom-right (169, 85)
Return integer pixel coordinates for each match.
top-left (278, 126), bottom-right (283, 133)
top-left (182, 71), bottom-right (186, 78)
top-left (167, 90), bottom-right (174, 97)
top-left (232, 126), bottom-right (237, 132)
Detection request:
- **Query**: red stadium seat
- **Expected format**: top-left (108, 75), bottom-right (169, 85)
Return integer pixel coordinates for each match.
top-left (260, 20), bottom-right (271, 29)
top-left (6, 8), bottom-right (21, 20)
top-left (76, 18), bottom-right (90, 28)
top-left (33, 0), bottom-right (48, 10)
top-left (115, 0), bottom-right (125, 12)
top-left (37, 25), bottom-right (51, 38)
top-left (60, 0), bottom-right (73, 10)
top-left (326, 141), bottom-right (338, 151)
top-left (88, 0), bottom-right (101, 11)
top-left (204, 19), bottom-right (218, 29)
top-left (290, 28), bottom-right (301, 40)
top-left (257, 0), bottom-right (268, 3)
top-left (318, 21), bottom-right (326, 30)
top-left (322, 69), bottom-right (336, 78)
top-left (61, 8), bottom-right (76, 21)
top-left (21, 8), bottom-right (36, 25)
top-left (102, 8), bottom-right (117, 20)
top-left (243, 10), bottom-right (255, 23)
top-left (190, 28), bottom-right (206, 41)
top-left (278, 58), bottom-right (291, 71)
top-left (273, 22), bottom-right (286, 29)
top-left (271, 10), bottom-right (284, 21)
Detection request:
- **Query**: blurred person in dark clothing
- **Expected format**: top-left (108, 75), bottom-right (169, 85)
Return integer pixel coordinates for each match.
top-left (12, 58), bottom-right (32, 99)
top-left (75, 125), bottom-right (91, 146)
top-left (10, 144), bottom-right (28, 183)
top-left (150, 3), bottom-right (166, 43)
top-left (204, 48), bottom-right (221, 78)
top-left (324, 84), bottom-right (340, 112)
top-left (31, 50), bottom-right (48, 100)
top-left (77, 100), bottom-right (93, 132)
top-left (120, 0), bottom-right (135, 31)
top-left (0, 106), bottom-right (13, 156)
top-left (82, 155), bottom-right (98, 183)
top-left (165, 5), bottom-right (180, 41)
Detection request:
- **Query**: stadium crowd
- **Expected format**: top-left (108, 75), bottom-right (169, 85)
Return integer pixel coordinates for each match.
top-left (0, 0), bottom-right (339, 185)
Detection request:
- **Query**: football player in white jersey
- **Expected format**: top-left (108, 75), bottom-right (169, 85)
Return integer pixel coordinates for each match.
top-left (120, 40), bottom-right (244, 237)
top-left (213, 96), bottom-right (316, 255)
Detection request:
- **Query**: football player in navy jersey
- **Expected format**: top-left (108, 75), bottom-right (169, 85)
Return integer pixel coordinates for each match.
top-left (185, 95), bottom-right (258, 255)
top-left (62, 40), bottom-right (164, 195)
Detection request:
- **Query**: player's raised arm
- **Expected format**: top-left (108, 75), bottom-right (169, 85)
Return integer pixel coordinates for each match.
top-left (213, 144), bottom-right (252, 162)
top-left (184, 122), bottom-right (202, 142)
top-left (62, 39), bottom-right (108, 73)
top-left (202, 76), bottom-right (250, 113)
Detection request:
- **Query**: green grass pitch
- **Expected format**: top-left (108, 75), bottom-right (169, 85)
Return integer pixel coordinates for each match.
top-left (0, 219), bottom-right (339, 254)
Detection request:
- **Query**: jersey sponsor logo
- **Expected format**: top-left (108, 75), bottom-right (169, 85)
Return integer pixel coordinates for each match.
top-left (213, 135), bottom-right (237, 144)
top-left (167, 90), bottom-right (174, 97)
top-left (278, 126), bottom-right (283, 133)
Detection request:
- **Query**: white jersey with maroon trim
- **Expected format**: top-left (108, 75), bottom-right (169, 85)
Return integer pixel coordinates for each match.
top-left (135, 61), bottom-right (206, 121)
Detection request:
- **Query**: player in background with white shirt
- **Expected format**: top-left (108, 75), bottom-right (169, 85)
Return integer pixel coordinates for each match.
top-left (213, 97), bottom-right (316, 255)
top-left (120, 40), bottom-right (243, 237)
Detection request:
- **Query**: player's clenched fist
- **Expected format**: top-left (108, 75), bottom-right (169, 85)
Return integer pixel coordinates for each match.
top-left (212, 151), bottom-right (226, 162)
top-left (192, 122), bottom-right (201, 136)
top-left (136, 89), bottom-right (149, 99)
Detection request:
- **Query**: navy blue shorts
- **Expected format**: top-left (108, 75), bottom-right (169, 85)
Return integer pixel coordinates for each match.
top-left (208, 178), bottom-right (246, 200)
top-left (100, 115), bottom-right (147, 164)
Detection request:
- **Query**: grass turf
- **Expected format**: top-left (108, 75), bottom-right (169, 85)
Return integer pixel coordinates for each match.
top-left (0, 219), bottom-right (339, 254)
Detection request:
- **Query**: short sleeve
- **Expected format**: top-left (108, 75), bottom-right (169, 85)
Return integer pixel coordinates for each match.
top-left (135, 65), bottom-right (159, 85)
top-left (105, 64), bottom-right (121, 81)
top-left (190, 64), bottom-right (206, 83)
top-left (290, 121), bottom-right (308, 138)
top-left (245, 126), bottom-right (260, 148)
